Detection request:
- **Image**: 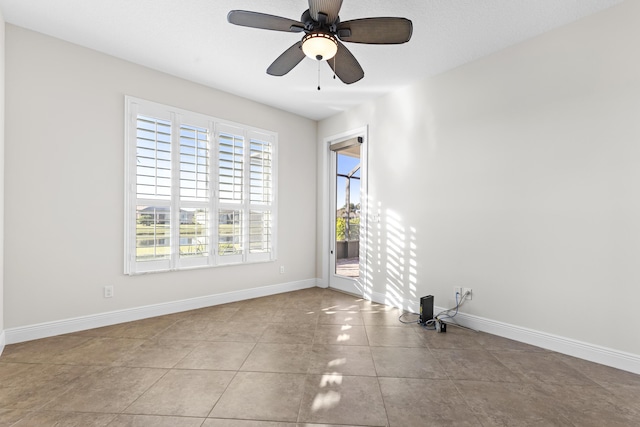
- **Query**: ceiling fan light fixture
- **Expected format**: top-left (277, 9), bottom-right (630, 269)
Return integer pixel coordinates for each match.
top-left (302, 32), bottom-right (338, 61)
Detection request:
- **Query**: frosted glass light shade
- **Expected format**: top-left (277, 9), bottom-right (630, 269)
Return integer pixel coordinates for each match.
top-left (302, 32), bottom-right (338, 61)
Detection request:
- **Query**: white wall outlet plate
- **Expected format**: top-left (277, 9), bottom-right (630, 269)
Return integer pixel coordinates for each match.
top-left (104, 286), bottom-right (114, 298)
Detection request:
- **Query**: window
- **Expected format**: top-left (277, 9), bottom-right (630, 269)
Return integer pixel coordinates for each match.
top-left (125, 97), bottom-right (277, 274)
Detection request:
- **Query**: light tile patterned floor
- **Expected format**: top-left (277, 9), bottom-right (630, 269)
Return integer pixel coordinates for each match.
top-left (1, 287), bottom-right (639, 426)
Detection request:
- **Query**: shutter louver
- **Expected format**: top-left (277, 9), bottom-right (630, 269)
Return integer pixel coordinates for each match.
top-left (250, 139), bottom-right (273, 204)
top-left (218, 133), bottom-right (244, 203)
top-left (218, 209), bottom-right (243, 256)
top-left (180, 124), bottom-right (210, 201)
top-left (249, 210), bottom-right (272, 253)
top-left (136, 116), bottom-right (171, 200)
top-left (135, 206), bottom-right (171, 261)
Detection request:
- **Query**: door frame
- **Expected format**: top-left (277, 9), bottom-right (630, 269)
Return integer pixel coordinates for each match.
top-left (320, 126), bottom-right (369, 297)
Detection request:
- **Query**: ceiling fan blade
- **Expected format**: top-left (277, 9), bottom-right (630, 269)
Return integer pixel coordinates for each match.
top-left (308, 0), bottom-right (343, 24)
top-left (327, 41), bottom-right (364, 84)
top-left (228, 10), bottom-right (304, 32)
top-left (337, 18), bottom-right (413, 44)
top-left (267, 41), bottom-right (306, 76)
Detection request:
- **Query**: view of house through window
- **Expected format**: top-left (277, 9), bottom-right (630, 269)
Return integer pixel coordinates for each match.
top-left (334, 145), bottom-right (361, 278)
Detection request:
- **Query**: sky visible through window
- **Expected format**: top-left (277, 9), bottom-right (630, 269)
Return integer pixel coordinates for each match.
top-left (337, 153), bottom-right (361, 209)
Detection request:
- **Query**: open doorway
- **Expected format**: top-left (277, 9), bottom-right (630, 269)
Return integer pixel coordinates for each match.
top-left (328, 131), bottom-right (367, 295)
top-left (334, 142), bottom-right (361, 278)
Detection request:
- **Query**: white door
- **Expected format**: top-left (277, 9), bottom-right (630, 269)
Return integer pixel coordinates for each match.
top-left (328, 134), bottom-right (367, 295)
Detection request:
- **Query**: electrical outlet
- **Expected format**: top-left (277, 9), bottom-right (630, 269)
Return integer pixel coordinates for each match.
top-left (454, 287), bottom-right (462, 302)
top-left (462, 287), bottom-right (473, 301)
top-left (279, 266), bottom-right (285, 274)
top-left (104, 286), bottom-right (114, 298)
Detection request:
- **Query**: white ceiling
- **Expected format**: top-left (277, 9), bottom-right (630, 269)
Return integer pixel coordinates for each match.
top-left (0, 0), bottom-right (625, 120)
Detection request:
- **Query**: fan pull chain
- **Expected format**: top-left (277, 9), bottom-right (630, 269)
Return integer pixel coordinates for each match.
top-left (317, 61), bottom-right (321, 91)
top-left (333, 55), bottom-right (336, 80)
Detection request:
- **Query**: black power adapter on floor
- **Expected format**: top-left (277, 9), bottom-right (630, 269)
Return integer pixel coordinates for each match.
top-left (419, 295), bottom-right (433, 325)
top-left (419, 295), bottom-right (447, 333)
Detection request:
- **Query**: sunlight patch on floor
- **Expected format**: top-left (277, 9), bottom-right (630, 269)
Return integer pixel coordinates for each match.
top-left (311, 389), bottom-right (341, 412)
top-left (337, 334), bottom-right (350, 342)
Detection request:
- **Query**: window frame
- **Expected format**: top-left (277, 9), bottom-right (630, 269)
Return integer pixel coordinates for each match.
top-left (124, 96), bottom-right (278, 275)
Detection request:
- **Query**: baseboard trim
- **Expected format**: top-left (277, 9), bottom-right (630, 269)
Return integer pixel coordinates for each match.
top-left (0, 331), bottom-right (5, 357)
top-left (5, 279), bottom-right (316, 345)
top-left (371, 291), bottom-right (640, 375)
top-left (316, 278), bottom-right (328, 288)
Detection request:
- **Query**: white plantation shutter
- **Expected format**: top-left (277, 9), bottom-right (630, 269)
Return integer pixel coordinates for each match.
top-left (178, 121), bottom-right (211, 268)
top-left (247, 131), bottom-right (275, 262)
top-left (218, 209), bottom-right (243, 255)
top-left (249, 137), bottom-right (273, 204)
top-left (215, 124), bottom-right (245, 265)
top-left (125, 97), bottom-right (277, 274)
top-left (249, 210), bottom-right (272, 254)
top-left (128, 109), bottom-right (174, 273)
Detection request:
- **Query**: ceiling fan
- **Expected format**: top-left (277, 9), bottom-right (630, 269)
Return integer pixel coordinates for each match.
top-left (227, 0), bottom-right (413, 85)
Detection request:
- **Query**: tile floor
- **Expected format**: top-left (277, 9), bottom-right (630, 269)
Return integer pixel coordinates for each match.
top-left (1, 287), bottom-right (640, 426)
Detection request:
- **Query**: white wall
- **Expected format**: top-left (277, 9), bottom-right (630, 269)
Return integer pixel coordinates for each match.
top-left (4, 25), bottom-right (317, 329)
top-left (319, 1), bottom-right (640, 356)
top-left (0, 9), bottom-right (5, 350)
